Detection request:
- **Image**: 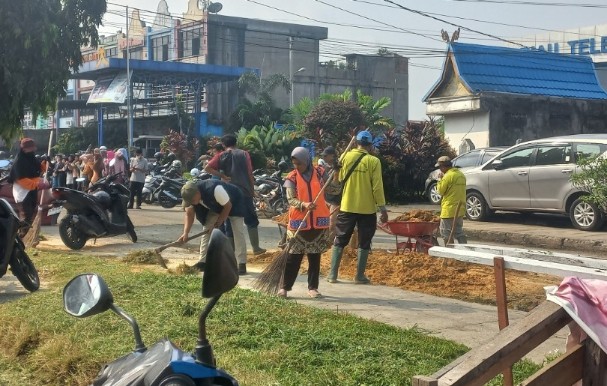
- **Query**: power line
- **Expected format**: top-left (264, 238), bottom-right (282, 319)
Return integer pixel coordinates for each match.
top-left (435, 0), bottom-right (607, 8)
top-left (382, 0), bottom-right (526, 46)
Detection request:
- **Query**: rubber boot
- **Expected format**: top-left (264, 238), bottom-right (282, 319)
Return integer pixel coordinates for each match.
top-left (457, 235), bottom-right (468, 244)
top-left (327, 246), bottom-right (343, 283)
top-left (248, 227), bottom-right (266, 255)
top-left (354, 249), bottom-right (371, 284)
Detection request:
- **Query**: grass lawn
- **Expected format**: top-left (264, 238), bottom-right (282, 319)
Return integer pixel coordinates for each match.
top-left (0, 251), bottom-right (542, 385)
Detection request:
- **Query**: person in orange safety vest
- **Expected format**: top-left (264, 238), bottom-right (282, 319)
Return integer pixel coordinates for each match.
top-left (278, 147), bottom-right (332, 299)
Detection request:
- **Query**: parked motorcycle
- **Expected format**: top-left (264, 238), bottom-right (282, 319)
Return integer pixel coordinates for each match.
top-left (62, 229), bottom-right (239, 386)
top-left (253, 161), bottom-right (289, 217)
top-left (0, 198), bottom-right (40, 292)
top-left (52, 173), bottom-right (137, 250)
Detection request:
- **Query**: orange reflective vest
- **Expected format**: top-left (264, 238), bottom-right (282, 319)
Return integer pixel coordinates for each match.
top-left (287, 167), bottom-right (330, 231)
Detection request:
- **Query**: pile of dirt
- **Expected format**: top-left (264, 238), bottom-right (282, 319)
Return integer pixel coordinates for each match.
top-left (248, 250), bottom-right (283, 264)
top-left (272, 213), bottom-right (289, 226)
top-left (392, 209), bottom-right (440, 223)
top-left (274, 247), bottom-right (558, 312)
top-left (124, 250), bottom-right (166, 266)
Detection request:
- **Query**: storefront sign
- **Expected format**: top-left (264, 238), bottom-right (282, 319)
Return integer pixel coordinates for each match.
top-left (87, 72), bottom-right (131, 104)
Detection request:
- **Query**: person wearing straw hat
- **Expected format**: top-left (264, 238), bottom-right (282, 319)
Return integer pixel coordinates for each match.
top-left (277, 147), bottom-right (332, 299)
top-left (178, 179), bottom-right (248, 275)
top-left (8, 138), bottom-right (48, 227)
top-left (435, 156), bottom-right (467, 245)
top-left (327, 130), bottom-right (388, 285)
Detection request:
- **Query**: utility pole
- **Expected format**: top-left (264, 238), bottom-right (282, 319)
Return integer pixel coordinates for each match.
top-left (289, 36), bottom-right (294, 108)
top-left (126, 6), bottom-right (133, 149)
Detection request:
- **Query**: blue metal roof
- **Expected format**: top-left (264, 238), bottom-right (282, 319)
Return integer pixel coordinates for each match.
top-left (431, 42), bottom-right (607, 100)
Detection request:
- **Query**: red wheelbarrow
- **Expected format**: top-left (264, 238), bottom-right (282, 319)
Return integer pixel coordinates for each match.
top-left (377, 221), bottom-right (439, 254)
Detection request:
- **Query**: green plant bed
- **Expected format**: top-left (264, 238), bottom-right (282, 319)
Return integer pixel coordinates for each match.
top-left (0, 252), bottom-right (541, 385)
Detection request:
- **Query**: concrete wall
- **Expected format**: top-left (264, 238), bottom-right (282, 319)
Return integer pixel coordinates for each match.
top-left (444, 111), bottom-right (490, 153)
top-left (206, 15), bottom-right (409, 128)
top-left (485, 94), bottom-right (607, 147)
top-left (440, 94), bottom-right (607, 151)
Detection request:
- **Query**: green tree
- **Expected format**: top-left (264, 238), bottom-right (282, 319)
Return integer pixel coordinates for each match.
top-left (160, 130), bottom-right (200, 169)
top-left (571, 156), bottom-right (607, 210)
top-left (0, 0), bottom-right (107, 142)
top-left (228, 72), bottom-right (291, 131)
top-left (303, 99), bottom-right (365, 149)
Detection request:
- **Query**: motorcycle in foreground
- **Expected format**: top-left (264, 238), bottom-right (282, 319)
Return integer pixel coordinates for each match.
top-left (62, 229), bottom-right (239, 386)
top-left (52, 173), bottom-right (137, 250)
top-left (0, 198), bottom-right (40, 292)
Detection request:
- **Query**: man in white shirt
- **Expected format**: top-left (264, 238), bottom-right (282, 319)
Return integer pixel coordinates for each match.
top-left (177, 180), bottom-right (248, 274)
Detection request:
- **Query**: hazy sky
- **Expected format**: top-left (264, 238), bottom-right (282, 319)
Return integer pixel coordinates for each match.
top-left (102, 0), bottom-right (607, 121)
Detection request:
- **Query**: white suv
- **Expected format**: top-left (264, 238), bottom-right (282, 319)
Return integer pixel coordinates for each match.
top-left (464, 134), bottom-right (607, 231)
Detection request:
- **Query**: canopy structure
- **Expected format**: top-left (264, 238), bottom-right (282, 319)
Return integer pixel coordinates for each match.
top-left (66, 58), bottom-right (259, 146)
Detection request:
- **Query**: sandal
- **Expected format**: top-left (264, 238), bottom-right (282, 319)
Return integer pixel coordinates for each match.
top-left (308, 289), bottom-right (322, 298)
top-left (277, 289), bottom-right (288, 298)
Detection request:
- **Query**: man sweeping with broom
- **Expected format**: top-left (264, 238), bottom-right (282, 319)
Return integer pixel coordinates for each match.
top-left (327, 130), bottom-right (388, 285)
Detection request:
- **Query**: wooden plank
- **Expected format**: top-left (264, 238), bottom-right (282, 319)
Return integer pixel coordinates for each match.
top-left (454, 244), bottom-right (607, 270)
top-left (433, 301), bottom-right (571, 386)
top-left (494, 257), bottom-right (513, 386)
top-left (520, 344), bottom-right (583, 386)
top-left (583, 338), bottom-right (607, 386)
top-left (412, 376), bottom-right (438, 386)
top-left (429, 247), bottom-right (607, 279)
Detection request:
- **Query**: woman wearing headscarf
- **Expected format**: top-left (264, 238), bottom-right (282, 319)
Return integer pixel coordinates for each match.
top-left (278, 147), bottom-right (331, 299)
top-left (109, 148), bottom-right (127, 184)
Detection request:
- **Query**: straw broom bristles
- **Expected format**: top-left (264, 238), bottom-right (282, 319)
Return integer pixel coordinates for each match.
top-left (254, 134), bottom-right (359, 294)
top-left (22, 206), bottom-right (43, 248)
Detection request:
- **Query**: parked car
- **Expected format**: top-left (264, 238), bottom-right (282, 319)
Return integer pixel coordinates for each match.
top-left (464, 134), bottom-right (607, 231)
top-left (425, 147), bottom-right (507, 204)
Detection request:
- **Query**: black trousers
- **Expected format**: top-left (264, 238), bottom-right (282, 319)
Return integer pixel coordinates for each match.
top-left (281, 253), bottom-right (321, 291)
top-left (20, 189), bottom-right (38, 225)
top-left (129, 181), bottom-right (144, 208)
top-left (334, 211), bottom-right (377, 250)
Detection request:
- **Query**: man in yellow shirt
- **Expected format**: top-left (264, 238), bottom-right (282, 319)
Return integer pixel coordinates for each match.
top-left (436, 156), bottom-right (467, 245)
top-left (327, 131), bottom-right (388, 284)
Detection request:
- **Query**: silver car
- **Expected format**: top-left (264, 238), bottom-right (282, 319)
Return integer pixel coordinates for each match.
top-left (464, 134), bottom-right (607, 231)
top-left (425, 147), bottom-right (507, 204)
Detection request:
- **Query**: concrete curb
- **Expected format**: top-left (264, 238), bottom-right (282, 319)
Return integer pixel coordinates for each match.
top-left (466, 228), bottom-right (607, 254)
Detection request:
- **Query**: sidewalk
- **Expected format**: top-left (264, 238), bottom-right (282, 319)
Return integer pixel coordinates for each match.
top-left (237, 268), bottom-right (567, 364)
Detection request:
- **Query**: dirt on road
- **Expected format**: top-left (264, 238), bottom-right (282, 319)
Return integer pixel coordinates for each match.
top-left (250, 248), bottom-right (561, 312)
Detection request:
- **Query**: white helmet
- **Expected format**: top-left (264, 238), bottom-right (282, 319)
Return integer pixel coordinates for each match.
top-left (190, 168), bottom-right (200, 177)
top-left (171, 160), bottom-right (182, 169)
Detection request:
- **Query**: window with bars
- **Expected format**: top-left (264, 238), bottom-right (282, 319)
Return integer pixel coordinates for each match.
top-left (152, 35), bottom-right (170, 61)
top-left (179, 28), bottom-right (202, 58)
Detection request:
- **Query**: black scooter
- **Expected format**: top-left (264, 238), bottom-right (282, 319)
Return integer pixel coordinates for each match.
top-left (154, 175), bottom-right (187, 209)
top-left (0, 198), bottom-right (40, 292)
top-left (52, 173), bottom-right (137, 250)
top-left (62, 230), bottom-right (239, 386)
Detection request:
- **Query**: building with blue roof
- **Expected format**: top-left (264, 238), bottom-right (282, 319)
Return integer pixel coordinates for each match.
top-left (424, 42), bottom-right (607, 153)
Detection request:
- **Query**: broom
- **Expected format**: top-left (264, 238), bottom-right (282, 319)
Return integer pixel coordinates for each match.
top-left (254, 134), bottom-right (359, 294)
top-left (152, 230), bottom-right (210, 269)
top-left (23, 131), bottom-right (53, 248)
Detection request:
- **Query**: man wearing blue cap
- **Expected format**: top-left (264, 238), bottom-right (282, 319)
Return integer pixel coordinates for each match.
top-left (327, 130), bottom-right (387, 284)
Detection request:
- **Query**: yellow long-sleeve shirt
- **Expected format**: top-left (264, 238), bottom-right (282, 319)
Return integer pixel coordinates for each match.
top-left (437, 167), bottom-right (466, 218)
top-left (339, 148), bottom-right (386, 214)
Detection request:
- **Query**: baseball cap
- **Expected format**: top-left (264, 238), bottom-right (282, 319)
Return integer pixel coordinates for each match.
top-left (20, 138), bottom-right (36, 151)
top-left (435, 156), bottom-right (452, 167)
top-left (321, 146), bottom-right (336, 156)
top-left (181, 181), bottom-right (199, 208)
top-left (356, 130), bottom-right (373, 144)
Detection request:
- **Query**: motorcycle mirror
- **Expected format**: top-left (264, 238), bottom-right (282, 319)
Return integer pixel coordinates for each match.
top-left (202, 229), bottom-right (239, 298)
top-left (63, 274), bottom-right (114, 318)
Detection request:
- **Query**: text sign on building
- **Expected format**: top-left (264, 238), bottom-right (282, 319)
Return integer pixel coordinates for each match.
top-left (516, 24), bottom-right (607, 60)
